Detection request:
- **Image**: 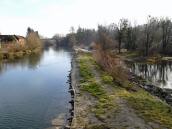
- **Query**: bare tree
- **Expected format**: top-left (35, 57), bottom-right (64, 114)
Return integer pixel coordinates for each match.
top-left (143, 16), bottom-right (158, 56)
top-left (116, 19), bottom-right (129, 53)
top-left (160, 17), bottom-right (172, 54)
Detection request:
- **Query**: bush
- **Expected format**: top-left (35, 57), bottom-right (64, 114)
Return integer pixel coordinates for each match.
top-left (0, 51), bottom-right (3, 60)
top-left (101, 74), bottom-right (113, 84)
top-left (81, 81), bottom-right (105, 98)
top-left (26, 32), bottom-right (42, 50)
top-left (14, 51), bottom-right (24, 58)
top-left (8, 53), bottom-right (15, 60)
top-left (93, 44), bottom-right (129, 87)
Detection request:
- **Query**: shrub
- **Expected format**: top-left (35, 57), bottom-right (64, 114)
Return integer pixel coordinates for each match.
top-left (14, 51), bottom-right (24, 58)
top-left (26, 32), bottom-right (42, 50)
top-left (8, 53), bottom-right (15, 60)
top-left (101, 74), bottom-right (113, 84)
top-left (81, 81), bottom-right (105, 98)
top-left (0, 51), bottom-right (3, 60)
top-left (93, 44), bottom-right (129, 87)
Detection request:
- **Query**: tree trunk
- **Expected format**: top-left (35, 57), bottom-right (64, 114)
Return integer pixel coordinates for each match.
top-left (118, 36), bottom-right (121, 53)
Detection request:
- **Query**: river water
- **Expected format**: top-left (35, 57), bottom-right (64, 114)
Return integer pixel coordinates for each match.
top-left (128, 61), bottom-right (172, 89)
top-left (0, 47), bottom-right (72, 129)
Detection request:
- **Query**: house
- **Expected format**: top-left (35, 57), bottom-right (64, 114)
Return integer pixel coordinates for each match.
top-left (0, 35), bottom-right (26, 49)
top-left (15, 35), bottom-right (26, 47)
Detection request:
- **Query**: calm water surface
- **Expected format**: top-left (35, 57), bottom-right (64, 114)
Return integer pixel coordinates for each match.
top-left (128, 61), bottom-right (172, 89)
top-left (0, 47), bottom-right (72, 129)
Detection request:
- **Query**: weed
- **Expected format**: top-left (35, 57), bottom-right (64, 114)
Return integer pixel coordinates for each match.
top-left (101, 73), bottom-right (113, 84)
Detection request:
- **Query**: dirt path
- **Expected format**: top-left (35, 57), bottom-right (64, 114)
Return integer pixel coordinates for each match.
top-left (91, 62), bottom-right (163, 129)
top-left (71, 55), bottom-right (105, 129)
top-left (71, 53), bottom-right (168, 129)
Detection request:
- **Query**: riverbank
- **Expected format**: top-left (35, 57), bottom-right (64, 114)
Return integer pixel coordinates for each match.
top-left (0, 47), bottom-right (42, 61)
top-left (118, 51), bottom-right (172, 64)
top-left (121, 51), bottom-right (172, 105)
top-left (71, 51), bottom-right (172, 129)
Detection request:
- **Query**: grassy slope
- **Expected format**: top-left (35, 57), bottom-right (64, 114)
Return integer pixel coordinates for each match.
top-left (78, 53), bottom-right (116, 117)
top-left (78, 52), bottom-right (172, 128)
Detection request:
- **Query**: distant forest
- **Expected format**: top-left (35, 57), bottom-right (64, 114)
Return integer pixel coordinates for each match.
top-left (53, 16), bottom-right (172, 56)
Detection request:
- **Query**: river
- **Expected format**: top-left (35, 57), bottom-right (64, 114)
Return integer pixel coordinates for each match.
top-left (128, 61), bottom-right (172, 89)
top-left (0, 47), bottom-right (72, 129)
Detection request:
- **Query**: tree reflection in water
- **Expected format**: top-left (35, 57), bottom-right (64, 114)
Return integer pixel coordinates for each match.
top-left (0, 52), bottom-right (43, 75)
top-left (128, 61), bottom-right (172, 89)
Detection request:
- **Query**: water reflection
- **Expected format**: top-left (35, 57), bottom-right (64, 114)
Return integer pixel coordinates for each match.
top-left (0, 52), bottom-right (43, 74)
top-left (128, 61), bottom-right (172, 89)
top-left (0, 47), bottom-right (71, 129)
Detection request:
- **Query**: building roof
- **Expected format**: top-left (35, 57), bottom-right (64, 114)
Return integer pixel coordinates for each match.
top-left (0, 35), bottom-right (16, 42)
top-left (16, 35), bottom-right (25, 39)
top-left (0, 35), bottom-right (25, 43)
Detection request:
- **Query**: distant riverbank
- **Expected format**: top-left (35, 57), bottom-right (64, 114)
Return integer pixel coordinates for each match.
top-left (118, 51), bottom-right (172, 64)
top-left (0, 47), bottom-right (42, 61)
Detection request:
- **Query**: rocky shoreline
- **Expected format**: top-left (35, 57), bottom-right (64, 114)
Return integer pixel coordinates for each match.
top-left (66, 53), bottom-right (172, 129)
top-left (63, 53), bottom-right (76, 129)
top-left (66, 55), bottom-right (75, 129)
top-left (124, 57), bottom-right (172, 107)
top-left (129, 72), bottom-right (172, 106)
top-left (60, 51), bottom-right (172, 129)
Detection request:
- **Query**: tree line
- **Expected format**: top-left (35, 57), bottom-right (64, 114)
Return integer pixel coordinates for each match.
top-left (53, 16), bottom-right (172, 56)
top-left (52, 27), bottom-right (97, 48)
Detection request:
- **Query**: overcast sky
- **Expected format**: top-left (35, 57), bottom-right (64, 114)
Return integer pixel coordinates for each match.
top-left (0, 0), bottom-right (172, 37)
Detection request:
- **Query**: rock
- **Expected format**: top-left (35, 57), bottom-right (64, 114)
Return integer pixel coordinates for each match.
top-left (144, 84), bottom-right (155, 92)
top-left (69, 99), bottom-right (74, 104)
top-left (67, 116), bottom-right (73, 123)
top-left (165, 95), bottom-right (172, 102)
top-left (69, 99), bottom-right (74, 107)
top-left (69, 89), bottom-right (74, 96)
top-left (163, 88), bottom-right (172, 94)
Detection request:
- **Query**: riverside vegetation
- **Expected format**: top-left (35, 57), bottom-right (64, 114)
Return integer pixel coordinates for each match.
top-left (53, 16), bottom-right (172, 64)
top-left (67, 16), bottom-right (172, 129)
top-left (0, 27), bottom-right (42, 61)
top-left (42, 16), bottom-right (172, 129)
top-left (71, 50), bottom-right (172, 129)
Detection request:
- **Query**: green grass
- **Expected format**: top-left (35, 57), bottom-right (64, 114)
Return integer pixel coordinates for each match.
top-left (127, 91), bottom-right (172, 128)
top-left (78, 52), bottom-right (117, 120)
top-left (78, 53), bottom-right (103, 98)
top-left (94, 96), bottom-right (115, 120)
top-left (115, 88), bottom-right (172, 128)
top-left (78, 51), bottom-right (172, 128)
top-left (81, 81), bottom-right (105, 98)
top-left (101, 73), bottom-right (113, 84)
top-left (78, 54), bottom-right (93, 82)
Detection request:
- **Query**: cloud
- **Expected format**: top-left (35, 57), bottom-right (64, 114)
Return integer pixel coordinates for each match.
top-left (0, 0), bottom-right (172, 37)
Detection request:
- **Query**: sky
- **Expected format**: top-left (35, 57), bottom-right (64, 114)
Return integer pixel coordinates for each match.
top-left (0, 0), bottom-right (172, 38)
